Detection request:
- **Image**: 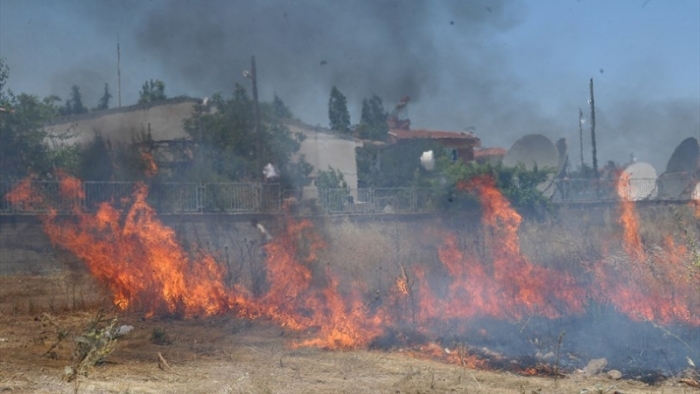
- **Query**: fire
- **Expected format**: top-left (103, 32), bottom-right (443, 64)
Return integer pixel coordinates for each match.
top-left (5, 174), bottom-right (388, 348)
top-left (403, 342), bottom-right (485, 369)
top-left (140, 150), bottom-right (158, 178)
top-left (437, 175), bottom-right (585, 320)
top-left (259, 215), bottom-right (384, 349)
top-left (14, 175), bottom-right (238, 317)
top-left (4, 171), bottom-right (699, 372)
top-left (616, 173), bottom-right (644, 260)
top-left (583, 176), bottom-right (700, 325)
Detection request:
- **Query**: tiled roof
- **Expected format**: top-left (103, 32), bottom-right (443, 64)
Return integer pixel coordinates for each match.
top-left (474, 147), bottom-right (507, 157)
top-left (389, 128), bottom-right (480, 144)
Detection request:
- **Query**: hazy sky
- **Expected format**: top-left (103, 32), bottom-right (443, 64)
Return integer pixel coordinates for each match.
top-left (1, 0), bottom-right (698, 171)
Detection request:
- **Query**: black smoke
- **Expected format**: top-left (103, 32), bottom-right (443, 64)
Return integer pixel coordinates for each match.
top-left (22, 0), bottom-right (700, 171)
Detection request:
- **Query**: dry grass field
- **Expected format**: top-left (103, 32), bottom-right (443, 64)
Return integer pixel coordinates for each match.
top-left (1, 274), bottom-right (698, 394)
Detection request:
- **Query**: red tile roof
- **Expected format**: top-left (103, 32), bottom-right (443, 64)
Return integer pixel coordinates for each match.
top-left (474, 147), bottom-right (507, 158)
top-left (389, 128), bottom-right (480, 144)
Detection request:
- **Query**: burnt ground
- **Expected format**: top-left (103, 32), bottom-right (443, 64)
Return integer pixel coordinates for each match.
top-left (1, 274), bottom-right (699, 394)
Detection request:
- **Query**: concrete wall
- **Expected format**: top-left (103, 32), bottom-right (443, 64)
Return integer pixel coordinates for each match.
top-left (46, 98), bottom-right (199, 145)
top-left (285, 120), bottom-right (362, 195)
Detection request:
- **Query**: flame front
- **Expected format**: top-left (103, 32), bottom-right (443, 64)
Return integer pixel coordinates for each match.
top-left (37, 179), bottom-right (235, 317)
top-left (4, 172), bottom-right (699, 358)
top-left (616, 173), bottom-right (644, 260)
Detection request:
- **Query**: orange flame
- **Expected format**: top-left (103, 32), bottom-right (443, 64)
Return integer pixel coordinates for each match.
top-left (616, 173), bottom-right (644, 260)
top-left (447, 175), bottom-right (585, 319)
top-left (587, 180), bottom-right (700, 325)
top-left (4, 171), bottom-right (699, 365)
top-left (140, 150), bottom-right (158, 178)
top-left (43, 178), bottom-right (236, 317)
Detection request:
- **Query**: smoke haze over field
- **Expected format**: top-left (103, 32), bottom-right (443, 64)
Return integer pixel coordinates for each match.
top-left (1, 0), bottom-right (698, 171)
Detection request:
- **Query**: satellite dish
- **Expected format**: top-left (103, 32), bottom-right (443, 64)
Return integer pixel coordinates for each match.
top-left (503, 134), bottom-right (559, 171)
top-left (658, 137), bottom-right (700, 199)
top-left (617, 162), bottom-right (657, 201)
top-left (503, 134), bottom-right (560, 197)
top-left (664, 137), bottom-right (699, 173)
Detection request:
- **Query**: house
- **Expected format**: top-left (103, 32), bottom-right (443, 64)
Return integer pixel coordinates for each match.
top-left (45, 98), bottom-right (360, 191)
top-left (388, 127), bottom-right (481, 164)
top-left (285, 119), bottom-right (363, 197)
top-left (474, 147), bottom-right (507, 165)
top-left (45, 97), bottom-right (202, 145)
top-left (381, 96), bottom-right (481, 166)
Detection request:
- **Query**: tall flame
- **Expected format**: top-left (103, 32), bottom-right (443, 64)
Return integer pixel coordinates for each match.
top-left (616, 173), bottom-right (644, 260)
top-left (140, 150), bottom-right (158, 178)
top-left (4, 172), bottom-right (699, 358)
top-left (408, 176), bottom-right (585, 327)
top-left (11, 176), bottom-right (237, 317)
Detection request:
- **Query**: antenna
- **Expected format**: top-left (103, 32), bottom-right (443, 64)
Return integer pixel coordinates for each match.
top-left (117, 37), bottom-right (122, 108)
top-left (578, 108), bottom-right (585, 169)
top-left (589, 78), bottom-right (598, 178)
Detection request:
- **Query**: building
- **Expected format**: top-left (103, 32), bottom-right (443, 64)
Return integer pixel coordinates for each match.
top-left (285, 119), bottom-right (363, 197)
top-left (45, 98), bottom-right (360, 190)
top-left (46, 97), bottom-right (201, 145)
top-left (387, 128), bottom-right (481, 164)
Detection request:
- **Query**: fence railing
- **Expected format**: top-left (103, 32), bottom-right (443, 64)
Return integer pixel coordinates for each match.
top-left (0, 177), bottom-right (696, 215)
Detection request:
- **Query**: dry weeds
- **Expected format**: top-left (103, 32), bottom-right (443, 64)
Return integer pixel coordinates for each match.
top-left (0, 273), bottom-right (695, 393)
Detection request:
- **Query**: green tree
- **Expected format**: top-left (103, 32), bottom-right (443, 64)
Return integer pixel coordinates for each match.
top-left (60, 99), bottom-right (72, 116)
top-left (69, 85), bottom-right (87, 114)
top-left (272, 93), bottom-right (293, 118)
top-left (356, 140), bottom-right (443, 188)
top-left (95, 83), bottom-right (112, 111)
top-left (0, 59), bottom-right (79, 179)
top-left (357, 94), bottom-right (388, 141)
top-left (77, 133), bottom-right (113, 181)
top-left (429, 160), bottom-right (554, 218)
top-left (328, 86), bottom-right (350, 132)
top-left (316, 166), bottom-right (348, 190)
top-left (181, 84), bottom-right (311, 187)
top-left (138, 79), bottom-right (166, 104)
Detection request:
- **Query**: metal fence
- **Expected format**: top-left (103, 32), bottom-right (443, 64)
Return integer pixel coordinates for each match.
top-left (550, 176), bottom-right (699, 203)
top-left (0, 181), bottom-right (284, 215)
top-left (0, 177), bottom-right (696, 216)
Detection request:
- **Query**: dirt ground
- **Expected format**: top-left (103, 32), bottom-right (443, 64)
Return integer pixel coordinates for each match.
top-left (1, 274), bottom-right (698, 394)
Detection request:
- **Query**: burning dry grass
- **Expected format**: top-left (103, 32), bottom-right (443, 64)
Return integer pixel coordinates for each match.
top-left (0, 301), bottom-right (696, 394)
top-left (2, 173), bottom-right (700, 391)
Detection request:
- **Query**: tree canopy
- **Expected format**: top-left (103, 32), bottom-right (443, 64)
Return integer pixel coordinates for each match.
top-left (0, 59), bottom-right (80, 180)
top-left (328, 86), bottom-right (350, 133)
top-left (138, 79), bottom-right (167, 104)
top-left (181, 84), bottom-right (311, 187)
top-left (357, 94), bottom-right (388, 141)
top-left (95, 83), bottom-right (112, 111)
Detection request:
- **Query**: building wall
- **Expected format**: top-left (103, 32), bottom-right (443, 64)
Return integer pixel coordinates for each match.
top-left (287, 121), bottom-right (362, 194)
top-left (46, 98), bottom-right (199, 145)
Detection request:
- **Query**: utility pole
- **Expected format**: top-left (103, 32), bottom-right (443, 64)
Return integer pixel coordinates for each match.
top-left (578, 108), bottom-right (585, 170)
top-left (117, 39), bottom-right (122, 108)
top-left (251, 56), bottom-right (262, 182)
top-left (589, 78), bottom-right (598, 179)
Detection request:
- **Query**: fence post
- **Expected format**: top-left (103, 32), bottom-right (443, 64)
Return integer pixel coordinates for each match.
top-left (197, 183), bottom-right (205, 213)
top-left (411, 187), bottom-right (417, 212)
